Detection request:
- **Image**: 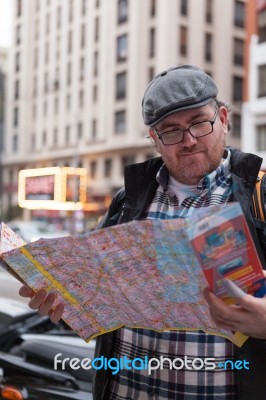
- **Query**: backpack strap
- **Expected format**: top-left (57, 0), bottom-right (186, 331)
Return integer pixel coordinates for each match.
top-left (251, 170), bottom-right (266, 253)
top-left (251, 171), bottom-right (266, 223)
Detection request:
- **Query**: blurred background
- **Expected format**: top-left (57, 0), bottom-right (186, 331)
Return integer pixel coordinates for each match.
top-left (0, 0), bottom-right (265, 237)
top-left (0, 2), bottom-right (265, 398)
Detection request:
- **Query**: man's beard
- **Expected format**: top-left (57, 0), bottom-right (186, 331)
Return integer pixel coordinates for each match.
top-left (162, 140), bottom-right (226, 184)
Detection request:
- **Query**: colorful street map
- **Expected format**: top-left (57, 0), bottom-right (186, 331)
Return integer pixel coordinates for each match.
top-left (1, 203), bottom-right (265, 347)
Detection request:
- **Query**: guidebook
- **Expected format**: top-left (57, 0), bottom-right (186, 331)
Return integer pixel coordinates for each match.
top-left (0, 202), bottom-right (265, 347)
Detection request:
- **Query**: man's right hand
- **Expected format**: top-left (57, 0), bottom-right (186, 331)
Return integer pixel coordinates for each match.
top-left (19, 285), bottom-right (64, 323)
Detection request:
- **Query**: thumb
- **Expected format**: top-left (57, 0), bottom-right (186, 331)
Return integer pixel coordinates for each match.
top-left (222, 278), bottom-right (264, 311)
top-left (222, 278), bottom-right (246, 298)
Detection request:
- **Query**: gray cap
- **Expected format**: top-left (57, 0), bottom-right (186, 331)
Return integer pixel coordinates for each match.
top-left (142, 65), bottom-right (218, 127)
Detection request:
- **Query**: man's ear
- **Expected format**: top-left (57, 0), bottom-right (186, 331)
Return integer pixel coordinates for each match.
top-left (219, 107), bottom-right (229, 134)
top-left (149, 128), bottom-right (157, 141)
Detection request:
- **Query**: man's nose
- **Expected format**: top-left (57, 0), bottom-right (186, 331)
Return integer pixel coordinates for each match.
top-left (181, 129), bottom-right (198, 146)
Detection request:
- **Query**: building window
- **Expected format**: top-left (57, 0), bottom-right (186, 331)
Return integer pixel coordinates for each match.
top-left (205, 0), bottom-right (213, 23)
top-left (69, 0), bottom-right (73, 23)
top-left (34, 47), bottom-right (38, 69)
top-left (53, 128), bottom-right (58, 145)
top-left (116, 72), bottom-right (127, 99)
top-left (68, 30), bottom-right (72, 54)
top-left (45, 42), bottom-right (49, 64)
top-left (95, 17), bottom-right (99, 42)
top-left (81, 24), bottom-right (86, 48)
top-left (78, 122), bottom-right (83, 139)
top-left (205, 33), bottom-right (212, 62)
top-left (42, 130), bottom-right (47, 145)
top-left (180, 26), bottom-right (188, 56)
top-left (258, 64), bottom-right (266, 97)
top-left (65, 126), bottom-right (70, 144)
top-left (234, 1), bottom-right (245, 28)
top-left (43, 101), bottom-right (48, 116)
top-left (35, 0), bottom-right (40, 13)
top-left (80, 57), bottom-right (85, 81)
top-left (35, 19), bottom-right (39, 41)
top-left (233, 76), bottom-right (243, 101)
top-left (79, 89), bottom-right (84, 108)
top-left (56, 36), bottom-right (60, 60)
top-left (121, 155), bottom-right (135, 175)
top-left (232, 113), bottom-right (241, 137)
top-left (67, 62), bottom-right (72, 86)
top-left (150, 0), bottom-right (156, 17)
top-left (14, 80), bottom-right (20, 100)
top-left (33, 104), bottom-right (37, 120)
top-left (148, 67), bottom-right (155, 82)
top-left (149, 28), bottom-right (155, 58)
top-left (93, 85), bottom-right (98, 101)
top-left (92, 119), bottom-right (97, 138)
top-left (33, 76), bottom-right (38, 97)
top-left (257, 124), bottom-right (266, 151)
top-left (258, 9), bottom-right (266, 43)
top-left (15, 52), bottom-right (20, 73)
top-left (54, 96), bottom-right (59, 114)
top-left (44, 71), bottom-right (49, 94)
top-left (82, 0), bottom-right (86, 15)
top-left (31, 133), bottom-right (36, 150)
top-left (180, 0), bottom-right (188, 16)
top-left (57, 6), bottom-right (61, 29)
top-left (46, 13), bottom-right (50, 35)
top-left (90, 161), bottom-right (97, 179)
top-left (104, 159), bottom-right (112, 178)
top-left (66, 93), bottom-right (71, 110)
top-left (115, 110), bottom-right (126, 134)
top-left (17, 0), bottom-right (22, 17)
top-left (54, 67), bottom-right (60, 91)
top-left (118, 0), bottom-right (128, 24)
top-left (13, 135), bottom-right (18, 152)
top-left (117, 34), bottom-right (128, 61)
top-left (233, 38), bottom-right (244, 65)
top-left (13, 107), bottom-right (19, 127)
top-left (16, 24), bottom-right (21, 45)
top-left (94, 51), bottom-right (98, 76)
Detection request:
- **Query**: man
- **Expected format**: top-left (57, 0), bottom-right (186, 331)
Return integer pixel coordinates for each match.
top-left (21, 65), bottom-right (266, 399)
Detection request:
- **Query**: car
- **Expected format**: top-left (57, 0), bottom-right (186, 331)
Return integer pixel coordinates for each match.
top-left (0, 297), bottom-right (95, 400)
top-left (6, 220), bottom-right (69, 243)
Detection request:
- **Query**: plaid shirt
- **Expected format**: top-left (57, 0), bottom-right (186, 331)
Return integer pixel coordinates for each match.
top-left (109, 149), bottom-right (238, 400)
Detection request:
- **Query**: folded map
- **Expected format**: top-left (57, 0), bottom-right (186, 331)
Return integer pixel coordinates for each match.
top-left (1, 202), bottom-right (265, 347)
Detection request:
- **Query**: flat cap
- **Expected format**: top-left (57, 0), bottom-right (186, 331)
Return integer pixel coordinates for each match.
top-left (142, 65), bottom-right (218, 126)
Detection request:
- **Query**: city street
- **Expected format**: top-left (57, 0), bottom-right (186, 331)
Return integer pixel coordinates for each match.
top-left (0, 269), bottom-right (28, 303)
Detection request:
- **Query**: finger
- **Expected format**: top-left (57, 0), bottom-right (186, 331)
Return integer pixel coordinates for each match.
top-left (208, 310), bottom-right (236, 331)
top-left (38, 292), bottom-right (57, 316)
top-left (19, 285), bottom-right (34, 298)
top-left (49, 302), bottom-right (64, 324)
top-left (28, 289), bottom-right (47, 310)
top-left (222, 279), bottom-right (246, 298)
top-left (204, 288), bottom-right (242, 322)
top-left (235, 292), bottom-right (266, 312)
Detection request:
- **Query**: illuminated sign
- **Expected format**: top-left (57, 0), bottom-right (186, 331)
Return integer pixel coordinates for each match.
top-left (18, 167), bottom-right (87, 210)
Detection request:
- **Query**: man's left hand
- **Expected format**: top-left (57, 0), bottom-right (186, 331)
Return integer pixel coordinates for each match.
top-left (203, 287), bottom-right (266, 339)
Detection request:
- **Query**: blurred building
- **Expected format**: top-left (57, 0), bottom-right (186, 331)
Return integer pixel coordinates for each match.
top-left (0, 47), bottom-right (8, 219)
top-left (242, 0), bottom-right (266, 168)
top-left (2, 0), bottom-right (246, 221)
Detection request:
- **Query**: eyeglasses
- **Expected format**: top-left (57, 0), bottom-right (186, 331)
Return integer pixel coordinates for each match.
top-left (154, 107), bottom-right (219, 146)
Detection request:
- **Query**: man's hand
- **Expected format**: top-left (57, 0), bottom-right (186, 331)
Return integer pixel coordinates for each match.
top-left (19, 285), bottom-right (64, 323)
top-left (203, 285), bottom-right (266, 339)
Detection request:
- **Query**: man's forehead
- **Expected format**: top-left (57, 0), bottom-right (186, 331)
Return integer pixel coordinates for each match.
top-left (156, 104), bottom-right (213, 130)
